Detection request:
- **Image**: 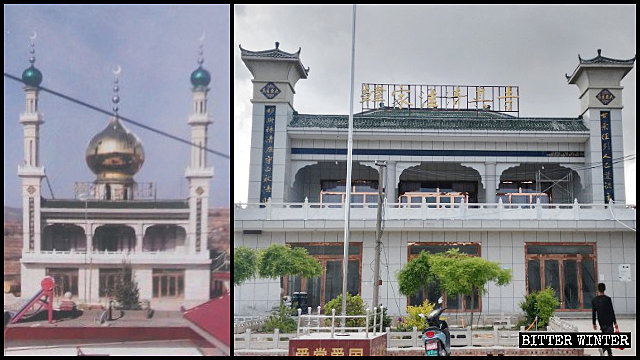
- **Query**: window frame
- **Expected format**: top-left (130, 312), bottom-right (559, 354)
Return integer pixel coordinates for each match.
top-left (524, 242), bottom-right (597, 312)
top-left (283, 242), bottom-right (362, 309)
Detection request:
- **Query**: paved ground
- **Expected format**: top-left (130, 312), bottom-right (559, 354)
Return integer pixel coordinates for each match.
top-left (568, 318), bottom-right (636, 357)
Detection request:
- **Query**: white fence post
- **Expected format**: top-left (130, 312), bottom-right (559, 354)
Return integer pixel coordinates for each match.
top-left (366, 308), bottom-right (371, 338)
top-left (307, 307), bottom-right (312, 334)
top-left (317, 306), bottom-right (322, 332)
top-left (297, 308), bottom-right (302, 337)
top-left (413, 326), bottom-right (419, 347)
top-left (303, 197), bottom-right (309, 220)
top-left (274, 328), bottom-right (279, 348)
top-left (386, 327), bottom-right (391, 347)
top-left (331, 308), bottom-right (336, 338)
top-left (379, 305), bottom-right (384, 333)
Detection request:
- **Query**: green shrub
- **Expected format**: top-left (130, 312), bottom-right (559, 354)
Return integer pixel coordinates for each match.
top-left (519, 287), bottom-right (559, 330)
top-left (261, 302), bottom-right (297, 333)
top-left (396, 300), bottom-right (436, 332)
top-left (323, 293), bottom-right (366, 328)
top-left (368, 305), bottom-right (392, 330)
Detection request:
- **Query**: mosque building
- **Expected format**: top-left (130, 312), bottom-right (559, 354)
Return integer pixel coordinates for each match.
top-left (234, 43), bottom-right (636, 317)
top-left (17, 37), bottom-right (215, 309)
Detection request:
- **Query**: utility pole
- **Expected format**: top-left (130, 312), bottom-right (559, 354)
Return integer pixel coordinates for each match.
top-left (372, 160), bottom-right (386, 312)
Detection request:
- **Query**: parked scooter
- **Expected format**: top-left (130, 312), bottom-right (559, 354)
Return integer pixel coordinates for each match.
top-left (419, 296), bottom-right (450, 356)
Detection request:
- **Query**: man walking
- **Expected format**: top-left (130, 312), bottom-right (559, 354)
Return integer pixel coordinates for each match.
top-left (592, 283), bottom-right (618, 356)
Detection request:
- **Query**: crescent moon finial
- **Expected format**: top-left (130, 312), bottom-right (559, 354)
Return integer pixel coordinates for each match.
top-left (30, 31), bottom-right (37, 41)
top-left (112, 65), bottom-right (122, 76)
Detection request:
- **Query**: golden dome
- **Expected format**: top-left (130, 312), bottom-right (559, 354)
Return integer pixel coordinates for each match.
top-left (86, 117), bottom-right (144, 182)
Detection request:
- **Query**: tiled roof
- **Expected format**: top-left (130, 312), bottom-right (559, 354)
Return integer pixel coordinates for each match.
top-left (566, 49), bottom-right (636, 82)
top-left (184, 293), bottom-right (230, 348)
top-left (289, 108), bottom-right (589, 132)
top-left (239, 42), bottom-right (310, 77)
top-left (578, 49), bottom-right (636, 65)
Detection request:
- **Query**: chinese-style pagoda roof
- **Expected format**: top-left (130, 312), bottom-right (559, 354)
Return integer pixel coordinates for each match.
top-left (289, 108), bottom-right (589, 132)
top-left (239, 42), bottom-right (309, 77)
top-left (566, 49), bottom-right (636, 82)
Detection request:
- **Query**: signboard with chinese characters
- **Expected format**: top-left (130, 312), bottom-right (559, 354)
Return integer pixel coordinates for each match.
top-left (289, 333), bottom-right (387, 356)
top-left (360, 83), bottom-right (519, 115)
top-left (600, 111), bottom-right (614, 203)
top-left (260, 105), bottom-right (276, 203)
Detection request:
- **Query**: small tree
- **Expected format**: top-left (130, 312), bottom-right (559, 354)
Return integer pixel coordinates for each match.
top-left (519, 287), bottom-right (559, 330)
top-left (234, 246), bottom-right (258, 286)
top-left (429, 249), bottom-right (511, 328)
top-left (397, 248), bottom-right (511, 329)
top-left (257, 244), bottom-right (322, 298)
top-left (112, 261), bottom-right (141, 310)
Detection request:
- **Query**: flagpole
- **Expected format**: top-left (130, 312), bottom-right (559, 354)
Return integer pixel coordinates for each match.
top-left (340, 3), bottom-right (356, 331)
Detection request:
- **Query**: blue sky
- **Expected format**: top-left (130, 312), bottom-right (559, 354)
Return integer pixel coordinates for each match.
top-left (4, 5), bottom-right (230, 208)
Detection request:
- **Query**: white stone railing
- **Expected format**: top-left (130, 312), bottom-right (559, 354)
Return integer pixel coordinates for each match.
top-left (235, 199), bottom-right (636, 222)
top-left (233, 326), bottom-right (522, 350)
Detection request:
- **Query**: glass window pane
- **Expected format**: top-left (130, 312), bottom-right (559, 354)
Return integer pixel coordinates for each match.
top-left (463, 287), bottom-right (480, 311)
top-left (306, 276), bottom-right (322, 310)
top-left (581, 259), bottom-right (596, 309)
top-left (544, 260), bottom-right (560, 308)
top-left (512, 195), bottom-right (528, 204)
top-left (178, 276), bottom-right (184, 296)
top-left (447, 293), bottom-right (459, 310)
top-left (527, 245), bottom-right (594, 255)
top-left (351, 194), bottom-right (363, 203)
top-left (322, 194), bottom-right (342, 203)
top-left (161, 276), bottom-right (168, 297)
top-left (401, 196), bottom-right (408, 203)
top-left (411, 197), bottom-right (422, 203)
top-left (499, 195), bottom-right (510, 203)
top-left (347, 260), bottom-right (360, 296)
top-left (440, 197), bottom-right (451, 204)
top-left (295, 245), bottom-right (360, 256)
top-left (563, 260), bottom-right (579, 309)
top-left (426, 196), bottom-right (436, 204)
top-left (153, 277), bottom-right (159, 297)
top-left (527, 259), bottom-right (541, 293)
top-left (324, 261), bottom-right (342, 304)
top-left (169, 277), bottom-right (176, 297)
top-left (426, 281), bottom-right (440, 305)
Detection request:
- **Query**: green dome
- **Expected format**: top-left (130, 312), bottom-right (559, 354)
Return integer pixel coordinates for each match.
top-left (22, 65), bottom-right (43, 87)
top-left (190, 66), bottom-right (211, 87)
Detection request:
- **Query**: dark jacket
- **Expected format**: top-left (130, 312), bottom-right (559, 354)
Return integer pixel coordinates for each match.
top-left (592, 294), bottom-right (617, 327)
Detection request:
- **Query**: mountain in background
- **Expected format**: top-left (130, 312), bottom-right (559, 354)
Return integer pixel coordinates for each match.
top-left (4, 206), bottom-right (21, 222)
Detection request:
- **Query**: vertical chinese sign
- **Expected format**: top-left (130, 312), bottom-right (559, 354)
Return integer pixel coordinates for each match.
top-left (260, 105), bottom-right (276, 203)
top-left (599, 111), bottom-right (614, 203)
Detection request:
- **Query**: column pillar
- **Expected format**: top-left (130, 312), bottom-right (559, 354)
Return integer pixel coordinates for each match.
top-left (485, 162), bottom-right (497, 203)
top-left (386, 161), bottom-right (397, 202)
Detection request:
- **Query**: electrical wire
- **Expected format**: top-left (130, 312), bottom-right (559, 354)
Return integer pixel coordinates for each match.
top-left (608, 200), bottom-right (636, 232)
top-left (4, 72), bottom-right (229, 160)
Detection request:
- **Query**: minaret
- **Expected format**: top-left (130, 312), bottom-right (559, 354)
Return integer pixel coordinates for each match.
top-left (567, 49), bottom-right (635, 204)
top-left (240, 42), bottom-right (309, 203)
top-left (185, 36), bottom-right (214, 255)
top-left (18, 33), bottom-right (46, 255)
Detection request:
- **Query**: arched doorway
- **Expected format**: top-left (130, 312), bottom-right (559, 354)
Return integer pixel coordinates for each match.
top-left (42, 224), bottom-right (86, 252)
top-left (143, 225), bottom-right (186, 252)
top-left (398, 162), bottom-right (483, 204)
top-left (499, 163), bottom-right (582, 203)
top-left (93, 225), bottom-right (136, 252)
top-left (291, 161), bottom-right (379, 203)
